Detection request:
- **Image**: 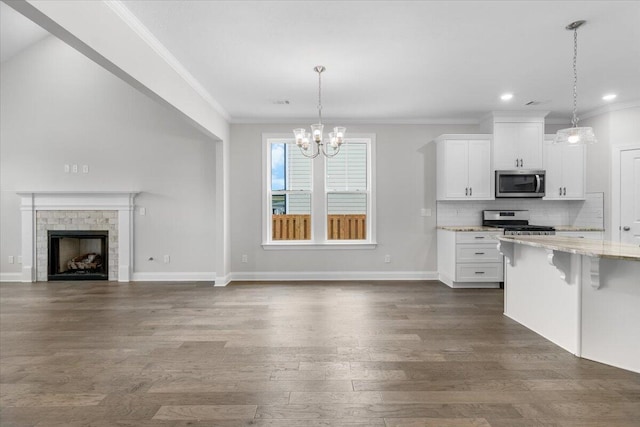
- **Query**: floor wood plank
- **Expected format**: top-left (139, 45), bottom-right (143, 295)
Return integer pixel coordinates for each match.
top-left (1, 280), bottom-right (639, 426)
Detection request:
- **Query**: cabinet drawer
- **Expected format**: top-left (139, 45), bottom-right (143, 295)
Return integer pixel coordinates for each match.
top-left (456, 263), bottom-right (504, 282)
top-left (555, 231), bottom-right (603, 240)
top-left (456, 244), bottom-right (503, 262)
top-left (456, 232), bottom-right (500, 243)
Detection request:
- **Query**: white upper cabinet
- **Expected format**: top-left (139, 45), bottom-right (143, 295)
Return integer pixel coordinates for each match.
top-left (436, 136), bottom-right (492, 200)
top-left (493, 122), bottom-right (544, 170)
top-left (543, 136), bottom-right (586, 200)
top-left (467, 141), bottom-right (492, 199)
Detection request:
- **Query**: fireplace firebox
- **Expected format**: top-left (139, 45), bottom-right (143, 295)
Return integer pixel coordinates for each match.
top-left (48, 230), bottom-right (108, 281)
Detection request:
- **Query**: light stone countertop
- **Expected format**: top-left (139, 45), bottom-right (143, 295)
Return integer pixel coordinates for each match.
top-left (498, 235), bottom-right (640, 261)
top-left (437, 226), bottom-right (503, 232)
top-left (438, 225), bottom-right (603, 232)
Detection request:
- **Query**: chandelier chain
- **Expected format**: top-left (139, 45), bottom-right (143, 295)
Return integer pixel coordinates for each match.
top-left (317, 69), bottom-right (323, 124)
top-left (571, 27), bottom-right (579, 127)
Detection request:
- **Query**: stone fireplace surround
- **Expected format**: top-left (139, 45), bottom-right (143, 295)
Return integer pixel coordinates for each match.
top-left (18, 192), bottom-right (137, 282)
top-left (37, 212), bottom-right (116, 281)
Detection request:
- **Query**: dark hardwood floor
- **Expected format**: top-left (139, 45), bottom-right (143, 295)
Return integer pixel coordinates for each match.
top-left (1, 280), bottom-right (639, 426)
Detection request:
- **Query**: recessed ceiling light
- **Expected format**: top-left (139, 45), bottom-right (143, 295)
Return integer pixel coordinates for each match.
top-left (602, 94), bottom-right (617, 101)
top-left (500, 93), bottom-right (514, 101)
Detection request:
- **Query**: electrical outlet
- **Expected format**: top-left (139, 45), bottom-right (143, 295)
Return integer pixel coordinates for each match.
top-left (64, 164), bottom-right (70, 173)
top-left (72, 164), bottom-right (78, 173)
top-left (17, 256), bottom-right (22, 264)
top-left (241, 254), bottom-right (248, 263)
top-left (163, 255), bottom-right (170, 264)
top-left (8, 256), bottom-right (14, 264)
top-left (384, 254), bottom-right (391, 263)
top-left (421, 208), bottom-right (432, 217)
top-left (82, 165), bottom-right (89, 173)
top-left (140, 207), bottom-right (146, 216)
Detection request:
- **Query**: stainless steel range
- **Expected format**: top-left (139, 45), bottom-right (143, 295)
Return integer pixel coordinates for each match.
top-left (482, 210), bottom-right (555, 236)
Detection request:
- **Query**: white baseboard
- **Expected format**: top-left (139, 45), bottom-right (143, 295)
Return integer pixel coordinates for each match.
top-left (439, 274), bottom-right (501, 289)
top-left (214, 274), bottom-right (231, 287)
top-left (2, 270), bottom-right (440, 285)
top-left (0, 273), bottom-right (23, 282)
top-left (131, 272), bottom-right (216, 282)
top-left (229, 270), bottom-right (439, 282)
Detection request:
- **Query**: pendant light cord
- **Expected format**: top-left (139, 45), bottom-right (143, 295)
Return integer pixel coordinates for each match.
top-left (571, 27), bottom-right (579, 128)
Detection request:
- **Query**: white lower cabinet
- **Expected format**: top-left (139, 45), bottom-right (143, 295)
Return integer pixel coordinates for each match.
top-left (437, 229), bottom-right (503, 288)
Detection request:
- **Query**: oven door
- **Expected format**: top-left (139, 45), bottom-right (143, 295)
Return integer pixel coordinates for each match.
top-left (495, 170), bottom-right (545, 198)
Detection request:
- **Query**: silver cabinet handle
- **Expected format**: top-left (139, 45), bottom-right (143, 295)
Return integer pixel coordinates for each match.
top-left (515, 159), bottom-right (519, 167)
top-left (469, 187), bottom-right (472, 196)
top-left (465, 187), bottom-right (468, 196)
top-left (474, 236), bottom-right (485, 239)
top-left (559, 187), bottom-right (563, 196)
top-left (520, 159), bottom-right (523, 167)
top-left (475, 271), bottom-right (485, 274)
top-left (623, 226), bottom-right (631, 231)
top-left (474, 252), bottom-right (485, 255)
top-left (563, 187), bottom-right (567, 196)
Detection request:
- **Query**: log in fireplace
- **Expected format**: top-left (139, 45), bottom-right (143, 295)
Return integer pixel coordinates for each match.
top-left (48, 230), bottom-right (108, 281)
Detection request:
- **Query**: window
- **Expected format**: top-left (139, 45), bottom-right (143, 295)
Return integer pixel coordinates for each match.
top-left (263, 134), bottom-right (375, 248)
top-left (326, 142), bottom-right (368, 240)
top-left (269, 142), bottom-right (312, 240)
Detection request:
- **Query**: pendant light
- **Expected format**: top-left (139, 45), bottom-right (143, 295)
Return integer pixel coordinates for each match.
top-left (555, 20), bottom-right (596, 145)
top-left (293, 66), bottom-right (346, 158)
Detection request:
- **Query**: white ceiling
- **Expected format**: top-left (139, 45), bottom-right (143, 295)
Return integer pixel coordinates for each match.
top-left (0, 2), bottom-right (49, 63)
top-left (3, 1), bottom-right (639, 124)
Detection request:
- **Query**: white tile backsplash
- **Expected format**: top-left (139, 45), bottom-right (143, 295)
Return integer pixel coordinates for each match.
top-left (437, 193), bottom-right (604, 229)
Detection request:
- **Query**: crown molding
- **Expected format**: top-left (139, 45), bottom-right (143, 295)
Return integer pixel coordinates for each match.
top-left (231, 117), bottom-right (482, 125)
top-left (104, 0), bottom-right (230, 121)
top-left (579, 99), bottom-right (640, 121)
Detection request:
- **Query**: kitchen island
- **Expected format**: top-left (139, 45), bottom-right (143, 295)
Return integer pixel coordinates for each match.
top-left (497, 235), bottom-right (640, 373)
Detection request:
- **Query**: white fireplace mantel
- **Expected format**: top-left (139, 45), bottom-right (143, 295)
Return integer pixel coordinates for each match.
top-left (18, 191), bottom-right (139, 282)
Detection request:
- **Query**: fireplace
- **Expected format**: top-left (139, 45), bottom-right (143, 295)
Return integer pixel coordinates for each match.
top-left (48, 230), bottom-right (109, 281)
top-left (18, 192), bottom-right (137, 282)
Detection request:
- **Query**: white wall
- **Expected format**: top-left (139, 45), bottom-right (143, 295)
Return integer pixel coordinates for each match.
top-left (581, 105), bottom-right (640, 239)
top-left (0, 36), bottom-right (218, 280)
top-left (230, 123), bottom-right (482, 278)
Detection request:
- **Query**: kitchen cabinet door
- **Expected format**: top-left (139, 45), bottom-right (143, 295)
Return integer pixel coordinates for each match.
top-left (543, 138), bottom-right (585, 200)
top-left (562, 144), bottom-right (585, 199)
top-left (467, 140), bottom-right (492, 199)
top-left (493, 123), bottom-right (520, 170)
top-left (518, 123), bottom-right (544, 169)
top-left (493, 122), bottom-right (543, 170)
top-left (439, 140), bottom-right (470, 199)
top-left (437, 139), bottom-right (492, 200)
top-left (543, 141), bottom-right (564, 200)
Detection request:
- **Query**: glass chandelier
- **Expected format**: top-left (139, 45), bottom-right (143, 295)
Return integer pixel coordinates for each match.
top-left (293, 66), bottom-right (346, 158)
top-left (555, 20), bottom-right (597, 145)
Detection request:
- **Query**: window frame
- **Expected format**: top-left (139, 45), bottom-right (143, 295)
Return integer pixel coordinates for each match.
top-left (262, 133), bottom-right (376, 249)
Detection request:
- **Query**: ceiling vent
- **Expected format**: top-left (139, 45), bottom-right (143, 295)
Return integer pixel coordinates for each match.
top-left (524, 100), bottom-right (551, 106)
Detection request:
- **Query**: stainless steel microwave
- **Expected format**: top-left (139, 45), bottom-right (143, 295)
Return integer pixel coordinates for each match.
top-left (495, 170), bottom-right (545, 198)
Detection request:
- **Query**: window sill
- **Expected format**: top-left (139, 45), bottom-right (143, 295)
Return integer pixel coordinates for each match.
top-left (262, 241), bottom-right (378, 250)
